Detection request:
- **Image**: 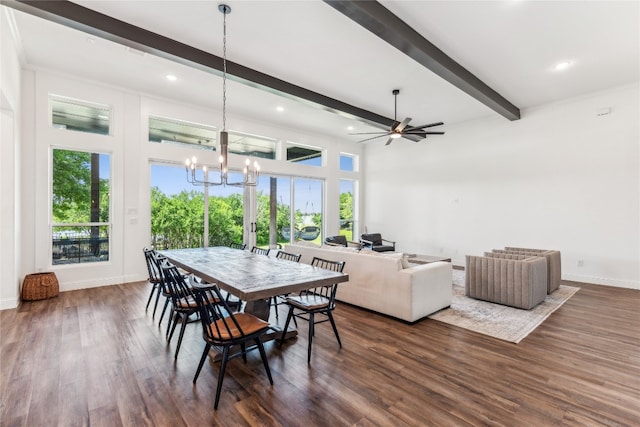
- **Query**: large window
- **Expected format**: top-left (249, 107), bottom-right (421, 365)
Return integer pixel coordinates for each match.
top-left (255, 175), bottom-right (292, 248)
top-left (52, 149), bottom-right (110, 264)
top-left (294, 178), bottom-right (323, 244)
top-left (339, 180), bottom-right (356, 241)
top-left (150, 164), bottom-right (245, 249)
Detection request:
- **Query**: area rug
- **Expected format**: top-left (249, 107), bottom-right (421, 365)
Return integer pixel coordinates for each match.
top-left (428, 269), bottom-right (580, 343)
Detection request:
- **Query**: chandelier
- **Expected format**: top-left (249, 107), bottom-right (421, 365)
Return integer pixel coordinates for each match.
top-left (185, 4), bottom-right (259, 187)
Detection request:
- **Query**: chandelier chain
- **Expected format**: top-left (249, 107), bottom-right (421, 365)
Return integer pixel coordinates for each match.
top-left (222, 6), bottom-right (227, 131)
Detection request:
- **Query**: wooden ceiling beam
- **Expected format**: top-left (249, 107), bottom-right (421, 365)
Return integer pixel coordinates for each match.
top-left (324, 0), bottom-right (521, 121)
top-left (3, 0), bottom-right (420, 136)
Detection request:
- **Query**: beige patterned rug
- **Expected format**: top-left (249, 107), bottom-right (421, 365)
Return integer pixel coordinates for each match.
top-left (428, 269), bottom-right (580, 343)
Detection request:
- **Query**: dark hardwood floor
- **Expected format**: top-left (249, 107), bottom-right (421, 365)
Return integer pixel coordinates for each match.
top-left (1, 278), bottom-right (639, 426)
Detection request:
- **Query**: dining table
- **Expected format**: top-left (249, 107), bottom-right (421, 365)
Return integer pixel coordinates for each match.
top-left (159, 246), bottom-right (349, 341)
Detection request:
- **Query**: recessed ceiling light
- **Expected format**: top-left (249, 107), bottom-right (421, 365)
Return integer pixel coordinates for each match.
top-left (554, 61), bottom-right (573, 71)
top-left (165, 74), bottom-right (177, 82)
top-left (347, 126), bottom-right (354, 131)
top-left (276, 106), bottom-right (285, 112)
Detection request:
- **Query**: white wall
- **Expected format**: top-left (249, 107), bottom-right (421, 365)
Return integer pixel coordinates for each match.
top-left (0, 9), bottom-right (23, 309)
top-left (10, 69), bottom-right (363, 296)
top-left (363, 84), bottom-right (639, 289)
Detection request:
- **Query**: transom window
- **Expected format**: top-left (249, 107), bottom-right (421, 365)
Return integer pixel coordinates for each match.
top-left (227, 131), bottom-right (277, 159)
top-left (287, 142), bottom-right (322, 167)
top-left (149, 116), bottom-right (217, 150)
top-left (51, 96), bottom-right (111, 136)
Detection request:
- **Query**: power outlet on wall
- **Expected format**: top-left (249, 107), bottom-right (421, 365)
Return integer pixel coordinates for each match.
top-left (577, 260), bottom-right (584, 267)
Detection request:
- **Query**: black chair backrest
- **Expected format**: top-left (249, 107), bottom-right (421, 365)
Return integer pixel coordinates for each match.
top-left (275, 251), bottom-right (301, 262)
top-left (305, 257), bottom-right (346, 308)
top-left (325, 235), bottom-right (347, 246)
top-left (251, 246), bottom-right (270, 256)
top-left (143, 247), bottom-right (162, 282)
top-left (361, 233), bottom-right (383, 246)
top-left (229, 242), bottom-right (246, 250)
top-left (161, 261), bottom-right (194, 303)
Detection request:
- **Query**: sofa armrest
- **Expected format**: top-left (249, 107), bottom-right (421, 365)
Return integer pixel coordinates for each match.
top-left (346, 240), bottom-right (363, 249)
top-left (399, 261), bottom-right (452, 320)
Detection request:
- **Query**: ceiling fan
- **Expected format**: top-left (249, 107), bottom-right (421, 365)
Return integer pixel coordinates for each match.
top-left (351, 89), bottom-right (445, 145)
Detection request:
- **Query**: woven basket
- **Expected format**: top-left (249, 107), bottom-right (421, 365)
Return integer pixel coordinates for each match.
top-left (22, 272), bottom-right (59, 301)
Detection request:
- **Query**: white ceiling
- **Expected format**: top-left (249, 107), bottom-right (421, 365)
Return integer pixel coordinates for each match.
top-left (6, 0), bottom-right (639, 143)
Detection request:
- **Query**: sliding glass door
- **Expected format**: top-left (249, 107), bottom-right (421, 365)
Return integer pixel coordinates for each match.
top-left (151, 164), bottom-right (324, 250)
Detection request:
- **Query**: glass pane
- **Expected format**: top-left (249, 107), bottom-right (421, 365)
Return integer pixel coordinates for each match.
top-left (294, 178), bottom-right (323, 244)
top-left (149, 116), bottom-right (216, 150)
top-left (340, 180), bottom-right (355, 241)
top-left (52, 149), bottom-right (110, 224)
top-left (228, 131), bottom-right (276, 160)
top-left (52, 225), bottom-right (109, 265)
top-left (340, 154), bottom-right (355, 172)
top-left (287, 143), bottom-right (322, 167)
top-left (51, 97), bottom-right (110, 135)
top-left (256, 176), bottom-right (291, 248)
top-left (151, 164), bottom-right (204, 249)
top-left (207, 173), bottom-right (244, 247)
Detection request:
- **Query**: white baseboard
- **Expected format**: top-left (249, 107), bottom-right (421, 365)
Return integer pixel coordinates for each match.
top-left (58, 274), bottom-right (147, 292)
top-left (562, 274), bottom-right (639, 290)
top-left (0, 297), bottom-right (19, 310)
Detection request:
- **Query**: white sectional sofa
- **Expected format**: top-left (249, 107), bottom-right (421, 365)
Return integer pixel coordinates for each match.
top-left (284, 243), bottom-right (453, 323)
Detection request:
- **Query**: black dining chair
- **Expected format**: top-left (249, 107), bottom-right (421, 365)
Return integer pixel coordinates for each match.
top-left (269, 251), bottom-right (302, 319)
top-left (279, 257), bottom-right (345, 364)
top-left (251, 246), bottom-right (270, 256)
top-left (192, 284), bottom-right (273, 410)
top-left (143, 247), bottom-right (164, 317)
top-left (161, 261), bottom-right (218, 359)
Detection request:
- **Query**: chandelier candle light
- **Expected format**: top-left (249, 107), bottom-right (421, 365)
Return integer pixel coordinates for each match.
top-left (185, 4), bottom-right (260, 187)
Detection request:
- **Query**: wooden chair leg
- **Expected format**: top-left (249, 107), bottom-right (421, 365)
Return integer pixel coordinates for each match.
top-left (307, 312), bottom-right (315, 364)
top-left (174, 316), bottom-right (188, 359)
top-left (214, 346), bottom-right (230, 410)
top-left (279, 307), bottom-right (295, 345)
top-left (327, 311), bottom-right (342, 348)
top-left (193, 343), bottom-right (211, 384)
top-left (145, 284), bottom-right (155, 311)
top-left (255, 337), bottom-right (273, 385)
top-left (152, 288), bottom-right (162, 318)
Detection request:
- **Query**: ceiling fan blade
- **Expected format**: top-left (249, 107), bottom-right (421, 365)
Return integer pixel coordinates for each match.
top-left (349, 132), bottom-right (391, 135)
top-left (403, 130), bottom-right (445, 135)
top-left (409, 121), bottom-right (444, 130)
top-left (385, 138), bottom-right (393, 146)
top-left (394, 117), bottom-right (412, 132)
top-left (357, 134), bottom-right (388, 143)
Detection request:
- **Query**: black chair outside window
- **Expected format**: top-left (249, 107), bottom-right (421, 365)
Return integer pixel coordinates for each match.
top-left (279, 257), bottom-right (345, 364)
top-left (229, 242), bottom-right (246, 250)
top-left (324, 235), bottom-right (362, 249)
top-left (192, 284), bottom-right (273, 410)
top-left (360, 233), bottom-right (396, 252)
